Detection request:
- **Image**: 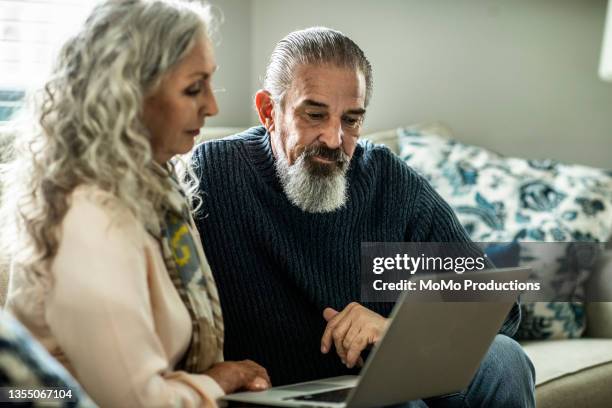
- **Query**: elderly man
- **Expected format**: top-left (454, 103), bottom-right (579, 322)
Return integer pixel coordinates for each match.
top-left (191, 27), bottom-right (535, 407)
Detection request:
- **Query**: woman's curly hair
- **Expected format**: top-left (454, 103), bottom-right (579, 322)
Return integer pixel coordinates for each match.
top-left (1, 0), bottom-right (215, 278)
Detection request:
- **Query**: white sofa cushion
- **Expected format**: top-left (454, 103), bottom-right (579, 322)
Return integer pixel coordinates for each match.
top-left (522, 338), bottom-right (612, 385)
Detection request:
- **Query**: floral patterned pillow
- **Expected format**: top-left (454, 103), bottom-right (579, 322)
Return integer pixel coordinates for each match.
top-left (397, 127), bottom-right (612, 339)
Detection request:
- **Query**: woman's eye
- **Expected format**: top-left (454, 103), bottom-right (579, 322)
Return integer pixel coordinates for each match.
top-left (185, 87), bottom-right (200, 96)
top-left (185, 81), bottom-right (203, 96)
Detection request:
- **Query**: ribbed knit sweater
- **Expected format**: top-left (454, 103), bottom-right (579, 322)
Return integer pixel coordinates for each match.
top-left (192, 126), bottom-right (520, 386)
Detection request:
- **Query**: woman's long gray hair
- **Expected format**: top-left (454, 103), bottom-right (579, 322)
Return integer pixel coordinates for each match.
top-left (0, 0), bottom-right (215, 279)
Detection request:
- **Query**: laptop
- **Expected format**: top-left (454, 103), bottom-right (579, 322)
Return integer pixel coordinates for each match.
top-left (222, 267), bottom-right (531, 408)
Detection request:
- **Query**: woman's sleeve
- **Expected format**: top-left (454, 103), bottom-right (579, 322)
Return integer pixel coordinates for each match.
top-left (45, 192), bottom-right (224, 408)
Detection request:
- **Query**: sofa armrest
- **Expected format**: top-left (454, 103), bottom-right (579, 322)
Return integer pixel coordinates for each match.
top-left (363, 129), bottom-right (400, 154)
top-left (585, 242), bottom-right (612, 338)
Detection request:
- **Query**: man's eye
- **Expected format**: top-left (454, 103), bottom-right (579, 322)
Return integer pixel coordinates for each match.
top-left (343, 116), bottom-right (361, 127)
top-left (307, 112), bottom-right (325, 120)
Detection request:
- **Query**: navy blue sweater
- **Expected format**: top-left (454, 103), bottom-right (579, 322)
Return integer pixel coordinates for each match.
top-left (192, 126), bottom-right (519, 385)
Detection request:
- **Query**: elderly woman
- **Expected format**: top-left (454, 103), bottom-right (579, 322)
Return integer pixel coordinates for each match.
top-left (2, 0), bottom-right (269, 406)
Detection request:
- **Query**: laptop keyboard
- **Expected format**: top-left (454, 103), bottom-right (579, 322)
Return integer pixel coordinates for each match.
top-left (290, 387), bottom-right (353, 403)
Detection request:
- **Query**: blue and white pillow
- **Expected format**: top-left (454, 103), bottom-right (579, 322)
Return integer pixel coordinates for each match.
top-left (398, 127), bottom-right (612, 340)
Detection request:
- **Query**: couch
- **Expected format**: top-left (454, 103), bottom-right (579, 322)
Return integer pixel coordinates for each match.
top-left (363, 126), bottom-right (612, 408)
top-left (1, 125), bottom-right (611, 407)
top-left (135, 125), bottom-right (612, 407)
top-left (192, 125), bottom-right (612, 407)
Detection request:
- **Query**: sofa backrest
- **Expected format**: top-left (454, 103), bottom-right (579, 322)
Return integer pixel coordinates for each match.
top-left (366, 126), bottom-right (612, 338)
top-left (363, 129), bottom-right (399, 154)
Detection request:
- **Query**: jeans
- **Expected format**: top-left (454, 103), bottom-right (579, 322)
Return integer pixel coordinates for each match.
top-left (391, 335), bottom-right (536, 408)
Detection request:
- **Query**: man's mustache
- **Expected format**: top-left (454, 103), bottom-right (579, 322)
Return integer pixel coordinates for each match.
top-left (302, 144), bottom-right (350, 165)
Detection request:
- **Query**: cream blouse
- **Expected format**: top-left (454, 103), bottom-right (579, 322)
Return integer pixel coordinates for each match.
top-left (6, 186), bottom-right (224, 407)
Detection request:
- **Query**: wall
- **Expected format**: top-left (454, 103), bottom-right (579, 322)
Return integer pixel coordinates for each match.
top-left (206, 0), bottom-right (253, 127)
top-left (215, 0), bottom-right (612, 168)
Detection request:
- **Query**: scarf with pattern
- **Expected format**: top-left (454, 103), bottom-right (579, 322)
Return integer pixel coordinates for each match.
top-left (148, 163), bottom-right (224, 373)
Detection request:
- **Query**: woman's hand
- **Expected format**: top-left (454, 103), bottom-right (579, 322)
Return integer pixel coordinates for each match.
top-left (204, 360), bottom-right (271, 394)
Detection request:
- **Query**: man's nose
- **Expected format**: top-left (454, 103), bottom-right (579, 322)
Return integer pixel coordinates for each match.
top-left (318, 118), bottom-right (343, 149)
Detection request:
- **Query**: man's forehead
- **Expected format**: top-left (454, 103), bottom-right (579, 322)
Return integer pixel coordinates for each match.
top-left (289, 64), bottom-right (366, 110)
top-left (295, 66), bottom-right (365, 92)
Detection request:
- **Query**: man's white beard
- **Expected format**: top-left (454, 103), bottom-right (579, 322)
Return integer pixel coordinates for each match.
top-left (275, 147), bottom-right (349, 213)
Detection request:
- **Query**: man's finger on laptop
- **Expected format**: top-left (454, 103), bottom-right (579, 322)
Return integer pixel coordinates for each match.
top-left (346, 335), bottom-right (369, 368)
top-left (326, 321), bottom-right (353, 357)
top-left (321, 303), bottom-right (362, 353)
top-left (342, 325), bottom-right (361, 356)
top-left (321, 307), bottom-right (340, 352)
top-left (342, 325), bottom-right (360, 348)
top-left (332, 317), bottom-right (355, 360)
top-left (321, 307), bottom-right (345, 353)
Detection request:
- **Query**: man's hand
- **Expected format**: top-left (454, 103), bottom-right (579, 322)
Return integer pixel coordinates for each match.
top-left (320, 302), bottom-right (388, 369)
top-left (204, 360), bottom-right (271, 394)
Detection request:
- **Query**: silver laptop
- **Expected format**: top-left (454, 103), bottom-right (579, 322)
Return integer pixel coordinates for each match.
top-left (222, 267), bottom-right (530, 408)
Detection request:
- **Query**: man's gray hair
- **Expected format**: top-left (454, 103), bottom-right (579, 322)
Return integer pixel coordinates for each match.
top-left (263, 27), bottom-right (373, 106)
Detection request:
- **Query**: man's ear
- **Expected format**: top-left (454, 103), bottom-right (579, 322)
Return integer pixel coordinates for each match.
top-left (255, 90), bottom-right (276, 132)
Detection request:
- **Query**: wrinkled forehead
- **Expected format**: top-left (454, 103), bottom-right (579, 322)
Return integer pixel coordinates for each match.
top-left (287, 63), bottom-right (366, 109)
